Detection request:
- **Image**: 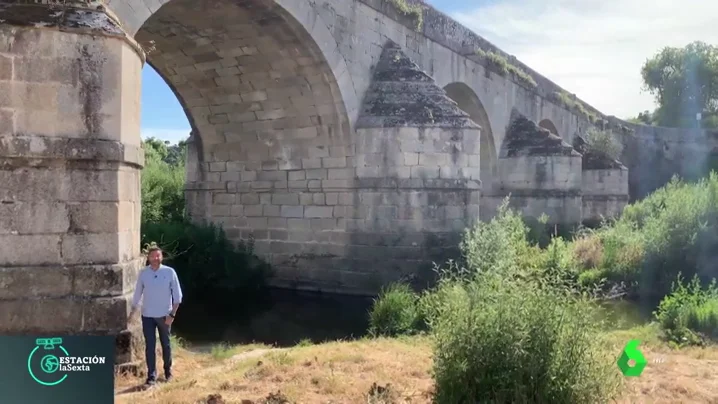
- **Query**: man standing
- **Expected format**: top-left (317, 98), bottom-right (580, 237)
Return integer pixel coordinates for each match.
top-left (129, 246), bottom-right (183, 386)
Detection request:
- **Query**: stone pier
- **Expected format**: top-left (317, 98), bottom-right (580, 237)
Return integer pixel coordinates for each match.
top-left (573, 135), bottom-right (629, 225)
top-left (0, 3), bottom-right (145, 365)
top-left (485, 110), bottom-right (583, 226)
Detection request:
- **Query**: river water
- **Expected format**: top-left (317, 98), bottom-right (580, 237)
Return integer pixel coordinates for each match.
top-left (172, 289), bottom-right (375, 348)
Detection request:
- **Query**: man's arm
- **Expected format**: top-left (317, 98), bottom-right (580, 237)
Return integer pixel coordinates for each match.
top-left (129, 273), bottom-right (144, 316)
top-left (169, 270), bottom-right (183, 317)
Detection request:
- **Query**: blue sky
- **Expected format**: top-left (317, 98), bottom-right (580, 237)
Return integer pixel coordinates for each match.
top-left (140, 0), bottom-right (717, 144)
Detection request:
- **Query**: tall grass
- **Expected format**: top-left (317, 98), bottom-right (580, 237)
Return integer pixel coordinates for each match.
top-left (573, 174), bottom-right (718, 302)
top-left (655, 274), bottom-right (718, 345)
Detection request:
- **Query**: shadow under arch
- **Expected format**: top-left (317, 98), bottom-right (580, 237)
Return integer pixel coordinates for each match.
top-left (539, 119), bottom-right (559, 136)
top-left (442, 82), bottom-right (497, 195)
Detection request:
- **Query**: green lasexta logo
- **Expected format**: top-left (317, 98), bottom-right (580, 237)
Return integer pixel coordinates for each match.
top-left (617, 339), bottom-right (648, 377)
top-left (28, 337), bottom-right (69, 386)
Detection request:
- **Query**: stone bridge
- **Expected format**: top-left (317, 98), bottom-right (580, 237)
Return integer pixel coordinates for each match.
top-left (0, 0), bottom-right (678, 364)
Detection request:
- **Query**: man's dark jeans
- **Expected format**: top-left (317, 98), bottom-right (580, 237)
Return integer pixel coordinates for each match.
top-left (141, 316), bottom-right (172, 381)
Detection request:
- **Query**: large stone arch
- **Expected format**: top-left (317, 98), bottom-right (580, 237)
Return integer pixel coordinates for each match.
top-left (131, 0), bottom-right (356, 272)
top-left (442, 82), bottom-right (497, 195)
top-left (113, 0), bottom-right (359, 125)
top-left (539, 119), bottom-right (559, 137)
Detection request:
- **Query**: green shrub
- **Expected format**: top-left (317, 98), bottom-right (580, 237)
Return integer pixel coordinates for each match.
top-left (141, 221), bottom-right (272, 308)
top-left (430, 276), bottom-right (622, 404)
top-left (568, 174), bottom-right (718, 302)
top-left (592, 221), bottom-right (644, 286)
top-left (423, 199), bottom-right (621, 403)
top-left (368, 283), bottom-right (423, 337)
top-left (583, 127), bottom-right (623, 161)
top-left (458, 199), bottom-right (534, 281)
top-left (577, 268), bottom-right (604, 289)
top-left (141, 138), bottom-right (186, 223)
top-left (654, 274), bottom-right (718, 346)
top-left (531, 236), bottom-right (580, 290)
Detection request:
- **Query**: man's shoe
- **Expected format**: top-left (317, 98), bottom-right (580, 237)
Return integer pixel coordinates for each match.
top-left (144, 378), bottom-right (156, 387)
top-left (164, 375), bottom-right (173, 383)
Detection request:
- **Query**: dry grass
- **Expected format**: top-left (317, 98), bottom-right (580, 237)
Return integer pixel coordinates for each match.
top-left (116, 330), bottom-right (718, 404)
top-left (573, 234), bottom-right (604, 269)
top-left (615, 344), bottom-right (718, 403)
top-left (115, 336), bottom-right (434, 404)
top-left (605, 325), bottom-right (718, 404)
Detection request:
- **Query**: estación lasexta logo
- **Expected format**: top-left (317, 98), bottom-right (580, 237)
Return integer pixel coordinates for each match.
top-left (27, 337), bottom-right (70, 386)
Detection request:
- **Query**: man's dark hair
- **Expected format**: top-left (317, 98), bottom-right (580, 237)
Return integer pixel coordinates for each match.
top-left (147, 246), bottom-right (162, 254)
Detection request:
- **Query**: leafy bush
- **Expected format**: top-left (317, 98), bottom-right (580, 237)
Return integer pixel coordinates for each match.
top-left (430, 275), bottom-right (621, 404)
top-left (583, 127), bottom-right (623, 161)
top-left (419, 199), bottom-right (621, 403)
top-left (141, 221), bottom-right (272, 308)
top-left (458, 199), bottom-right (534, 281)
top-left (368, 283), bottom-right (423, 337)
top-left (654, 274), bottom-right (718, 346)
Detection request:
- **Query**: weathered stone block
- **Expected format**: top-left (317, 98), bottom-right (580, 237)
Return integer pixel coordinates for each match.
top-left (305, 205), bottom-right (334, 218)
top-left (0, 266), bottom-right (72, 299)
top-left (0, 234), bottom-right (62, 266)
top-left (582, 167), bottom-right (629, 223)
top-left (0, 295), bottom-right (129, 334)
top-left (61, 231), bottom-right (138, 266)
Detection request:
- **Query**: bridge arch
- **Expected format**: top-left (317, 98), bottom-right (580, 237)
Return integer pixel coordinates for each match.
top-left (133, 0), bottom-right (355, 266)
top-left (120, 0), bottom-right (359, 127)
top-left (442, 82), bottom-right (497, 194)
top-left (539, 119), bottom-right (559, 136)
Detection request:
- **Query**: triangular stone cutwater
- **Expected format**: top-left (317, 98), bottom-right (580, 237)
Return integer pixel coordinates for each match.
top-left (356, 40), bottom-right (480, 129)
top-left (500, 109), bottom-right (579, 158)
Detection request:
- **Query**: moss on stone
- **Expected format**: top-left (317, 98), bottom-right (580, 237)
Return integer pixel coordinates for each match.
top-left (388, 0), bottom-right (425, 31)
top-left (502, 111), bottom-right (578, 157)
top-left (357, 41), bottom-right (478, 129)
top-left (550, 91), bottom-right (599, 124)
top-left (475, 49), bottom-right (537, 89)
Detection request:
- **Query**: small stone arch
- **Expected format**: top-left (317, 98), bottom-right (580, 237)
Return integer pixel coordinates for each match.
top-left (442, 82), bottom-right (497, 193)
top-left (539, 119), bottom-right (559, 136)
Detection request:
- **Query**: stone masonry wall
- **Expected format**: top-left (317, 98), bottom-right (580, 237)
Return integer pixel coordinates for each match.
top-left (485, 112), bottom-right (583, 225)
top-left (483, 155), bottom-right (583, 225)
top-left (582, 168), bottom-right (629, 224)
top-left (616, 120), bottom-right (718, 201)
top-left (0, 5), bottom-right (145, 365)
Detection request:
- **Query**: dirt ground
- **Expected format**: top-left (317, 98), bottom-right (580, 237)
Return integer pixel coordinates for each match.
top-left (115, 331), bottom-right (718, 404)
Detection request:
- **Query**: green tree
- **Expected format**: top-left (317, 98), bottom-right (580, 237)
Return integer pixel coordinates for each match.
top-left (640, 41), bottom-right (718, 129)
top-left (141, 137), bottom-right (187, 223)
